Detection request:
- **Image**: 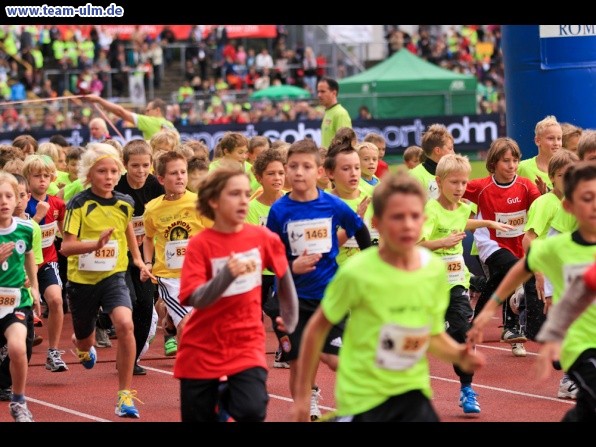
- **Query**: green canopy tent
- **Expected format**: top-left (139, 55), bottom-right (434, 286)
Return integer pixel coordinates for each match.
top-left (338, 49), bottom-right (477, 119)
top-left (250, 84), bottom-right (312, 101)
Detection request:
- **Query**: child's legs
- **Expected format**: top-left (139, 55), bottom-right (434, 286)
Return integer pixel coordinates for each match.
top-left (474, 249), bottom-right (519, 326)
top-left (66, 281), bottom-right (101, 351)
top-left (101, 273), bottom-right (134, 390)
top-left (4, 316), bottom-right (28, 395)
top-left (156, 277), bottom-right (191, 342)
top-left (445, 286), bottom-right (474, 385)
top-left (522, 275), bottom-right (547, 340)
top-left (0, 307), bottom-right (33, 390)
top-left (38, 262), bottom-right (64, 348)
top-left (226, 367), bottom-right (268, 422)
top-left (286, 299), bottom-right (343, 397)
top-left (125, 267), bottom-right (155, 360)
top-left (562, 348), bottom-right (596, 422)
top-left (180, 377), bottom-right (220, 422)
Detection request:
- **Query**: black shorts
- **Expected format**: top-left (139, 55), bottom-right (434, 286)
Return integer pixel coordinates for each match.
top-left (283, 298), bottom-right (345, 362)
top-left (0, 307), bottom-right (30, 341)
top-left (180, 367), bottom-right (268, 422)
top-left (67, 272), bottom-right (132, 340)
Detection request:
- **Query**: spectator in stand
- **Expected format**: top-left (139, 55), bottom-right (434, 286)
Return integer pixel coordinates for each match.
top-left (88, 117), bottom-right (110, 144)
top-left (159, 25), bottom-right (176, 67)
top-left (357, 105), bottom-right (372, 120)
top-left (255, 48), bottom-right (274, 75)
top-left (302, 47), bottom-right (318, 95)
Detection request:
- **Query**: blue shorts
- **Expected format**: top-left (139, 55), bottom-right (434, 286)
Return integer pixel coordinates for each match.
top-left (38, 262), bottom-right (62, 296)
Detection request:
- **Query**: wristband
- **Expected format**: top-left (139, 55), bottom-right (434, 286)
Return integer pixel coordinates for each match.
top-left (491, 293), bottom-right (503, 305)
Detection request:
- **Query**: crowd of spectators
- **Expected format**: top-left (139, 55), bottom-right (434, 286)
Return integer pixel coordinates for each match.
top-left (0, 25), bottom-right (505, 132)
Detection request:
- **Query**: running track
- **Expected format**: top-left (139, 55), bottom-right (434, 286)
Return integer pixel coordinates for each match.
top-left (0, 312), bottom-right (575, 425)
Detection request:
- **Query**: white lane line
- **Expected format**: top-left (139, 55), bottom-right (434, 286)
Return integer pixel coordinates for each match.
top-left (142, 365), bottom-right (338, 411)
top-left (430, 375), bottom-right (575, 405)
top-left (26, 396), bottom-right (112, 422)
top-left (476, 343), bottom-right (539, 356)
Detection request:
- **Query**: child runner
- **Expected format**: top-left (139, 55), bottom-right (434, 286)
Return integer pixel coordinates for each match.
top-left (60, 142), bottom-right (154, 418)
top-left (23, 154), bottom-right (68, 373)
top-left (175, 167), bottom-right (298, 422)
top-left (364, 132), bottom-right (389, 179)
top-left (463, 137), bottom-right (541, 357)
top-left (186, 156), bottom-right (210, 194)
top-left (410, 124), bottom-right (455, 200)
top-left (535, 257), bottom-right (596, 421)
top-left (0, 174), bottom-right (43, 409)
top-left (114, 139), bottom-right (165, 375)
top-left (418, 154), bottom-right (512, 414)
top-left (403, 145), bottom-right (424, 170)
top-left (266, 139), bottom-right (372, 420)
top-left (356, 141), bottom-right (380, 197)
top-left (517, 115), bottom-right (562, 193)
top-left (469, 161), bottom-right (596, 421)
top-left (291, 171), bottom-right (485, 422)
top-left (0, 172), bottom-right (40, 422)
top-left (143, 151), bottom-right (212, 356)
top-left (521, 149), bottom-right (579, 342)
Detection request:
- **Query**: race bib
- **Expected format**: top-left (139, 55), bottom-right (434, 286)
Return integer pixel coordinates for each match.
top-left (132, 216), bottom-right (145, 236)
top-left (442, 254), bottom-right (466, 285)
top-left (78, 240), bottom-right (118, 271)
top-left (258, 215), bottom-right (268, 227)
top-left (165, 239), bottom-right (188, 269)
top-left (0, 287), bottom-right (20, 319)
top-left (211, 248), bottom-right (262, 297)
top-left (495, 210), bottom-right (526, 237)
top-left (40, 222), bottom-right (57, 249)
top-left (375, 324), bottom-right (430, 371)
top-left (286, 218), bottom-right (332, 256)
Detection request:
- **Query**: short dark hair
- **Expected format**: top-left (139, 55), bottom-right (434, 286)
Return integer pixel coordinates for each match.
top-left (319, 77), bottom-right (339, 93)
top-left (49, 134), bottom-right (69, 147)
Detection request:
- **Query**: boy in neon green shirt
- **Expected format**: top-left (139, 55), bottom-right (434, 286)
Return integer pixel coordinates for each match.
top-left (292, 171), bottom-right (485, 422)
top-left (469, 160), bottom-right (596, 422)
top-left (517, 115), bottom-right (562, 193)
top-left (419, 154), bottom-right (511, 414)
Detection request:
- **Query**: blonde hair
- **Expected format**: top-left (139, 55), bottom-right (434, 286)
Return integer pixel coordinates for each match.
top-left (535, 115), bottom-right (561, 137)
top-left (355, 141), bottom-right (379, 155)
top-left (3, 158), bottom-right (25, 175)
top-left (79, 143), bottom-right (125, 186)
top-left (37, 142), bottom-right (62, 165)
top-left (436, 153), bottom-right (471, 180)
top-left (22, 154), bottom-right (57, 181)
top-left (103, 139), bottom-right (123, 160)
top-left (174, 143), bottom-right (194, 161)
top-left (0, 171), bottom-right (19, 197)
top-left (150, 128), bottom-right (180, 154)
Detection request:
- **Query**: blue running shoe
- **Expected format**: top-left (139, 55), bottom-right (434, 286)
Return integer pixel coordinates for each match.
top-left (115, 389), bottom-right (141, 418)
top-left (459, 385), bottom-right (480, 414)
top-left (77, 346), bottom-right (97, 369)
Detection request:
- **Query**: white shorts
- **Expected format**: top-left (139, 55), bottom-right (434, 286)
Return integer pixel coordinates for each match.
top-left (156, 277), bottom-right (192, 328)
